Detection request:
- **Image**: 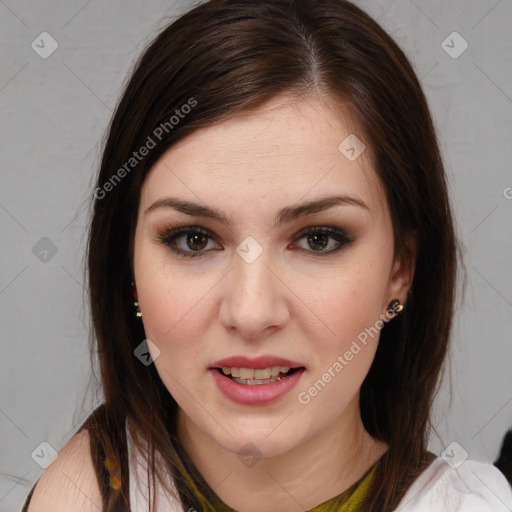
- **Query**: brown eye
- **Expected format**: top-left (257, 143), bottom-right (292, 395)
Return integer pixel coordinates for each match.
top-left (187, 232), bottom-right (208, 251)
top-left (157, 224), bottom-right (354, 259)
top-left (157, 226), bottom-right (219, 258)
top-left (307, 232), bottom-right (329, 251)
top-left (292, 226), bottom-right (354, 255)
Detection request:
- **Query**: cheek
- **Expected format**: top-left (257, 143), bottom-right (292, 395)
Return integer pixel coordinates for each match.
top-left (135, 273), bottom-right (208, 398)
top-left (296, 280), bottom-right (382, 412)
top-left (297, 262), bottom-right (385, 350)
top-left (134, 263), bottom-right (220, 366)
top-left (291, 262), bottom-right (388, 408)
top-left (134, 237), bottom-right (205, 334)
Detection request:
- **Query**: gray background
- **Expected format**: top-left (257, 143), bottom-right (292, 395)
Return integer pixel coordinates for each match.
top-left (1, 0), bottom-right (511, 510)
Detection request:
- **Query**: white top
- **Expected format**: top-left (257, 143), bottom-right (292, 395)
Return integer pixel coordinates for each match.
top-left (395, 456), bottom-right (512, 511)
top-left (127, 419), bottom-right (183, 511)
top-left (126, 421), bottom-right (512, 511)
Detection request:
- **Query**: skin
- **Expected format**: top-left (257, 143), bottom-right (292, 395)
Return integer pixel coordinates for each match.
top-left (133, 92), bottom-right (416, 512)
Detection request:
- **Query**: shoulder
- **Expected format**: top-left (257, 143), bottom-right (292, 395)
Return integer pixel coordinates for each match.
top-left (394, 456), bottom-right (512, 512)
top-left (25, 429), bottom-right (102, 512)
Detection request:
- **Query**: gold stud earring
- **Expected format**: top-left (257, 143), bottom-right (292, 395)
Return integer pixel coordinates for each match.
top-left (134, 300), bottom-right (142, 318)
top-left (387, 299), bottom-right (404, 316)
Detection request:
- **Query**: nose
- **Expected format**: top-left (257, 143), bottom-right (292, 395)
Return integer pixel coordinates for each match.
top-left (219, 248), bottom-right (290, 341)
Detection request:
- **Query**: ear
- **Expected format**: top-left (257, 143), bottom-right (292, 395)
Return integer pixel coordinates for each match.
top-left (385, 231), bottom-right (417, 310)
top-left (131, 280), bottom-right (139, 301)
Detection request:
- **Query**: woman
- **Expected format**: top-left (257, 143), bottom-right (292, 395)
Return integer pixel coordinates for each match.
top-left (22, 0), bottom-right (512, 510)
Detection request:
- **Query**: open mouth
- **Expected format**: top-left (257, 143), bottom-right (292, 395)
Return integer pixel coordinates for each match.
top-left (210, 361), bottom-right (306, 404)
top-left (214, 366), bottom-right (302, 385)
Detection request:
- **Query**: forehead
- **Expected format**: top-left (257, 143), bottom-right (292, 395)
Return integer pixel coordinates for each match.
top-left (140, 93), bottom-right (388, 225)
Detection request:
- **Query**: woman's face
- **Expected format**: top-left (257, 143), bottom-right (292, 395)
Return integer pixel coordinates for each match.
top-left (133, 93), bottom-right (415, 458)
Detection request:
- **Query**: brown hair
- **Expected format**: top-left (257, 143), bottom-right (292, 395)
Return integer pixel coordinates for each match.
top-left (84, 0), bottom-right (466, 510)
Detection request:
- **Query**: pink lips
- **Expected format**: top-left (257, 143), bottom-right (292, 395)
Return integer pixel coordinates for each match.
top-left (209, 355), bottom-right (306, 406)
top-left (211, 355), bottom-right (304, 369)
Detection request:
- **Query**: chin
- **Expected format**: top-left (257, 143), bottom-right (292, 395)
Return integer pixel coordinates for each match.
top-left (209, 421), bottom-right (305, 459)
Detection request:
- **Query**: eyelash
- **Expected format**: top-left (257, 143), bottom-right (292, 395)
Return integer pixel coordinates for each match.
top-left (155, 223), bottom-right (354, 259)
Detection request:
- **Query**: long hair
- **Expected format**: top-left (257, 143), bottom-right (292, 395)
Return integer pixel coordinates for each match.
top-left (85, 0), bottom-right (465, 510)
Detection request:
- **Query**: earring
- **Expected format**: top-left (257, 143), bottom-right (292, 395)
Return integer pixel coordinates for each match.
top-left (131, 282), bottom-right (142, 318)
top-left (387, 299), bottom-right (404, 317)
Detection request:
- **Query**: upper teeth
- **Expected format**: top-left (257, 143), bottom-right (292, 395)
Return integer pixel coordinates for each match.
top-left (222, 366), bottom-right (291, 379)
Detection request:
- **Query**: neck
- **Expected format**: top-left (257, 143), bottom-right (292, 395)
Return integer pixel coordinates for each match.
top-left (176, 398), bottom-right (388, 512)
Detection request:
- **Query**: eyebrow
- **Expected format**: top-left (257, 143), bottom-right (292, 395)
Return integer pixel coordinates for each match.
top-left (145, 194), bottom-right (369, 227)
